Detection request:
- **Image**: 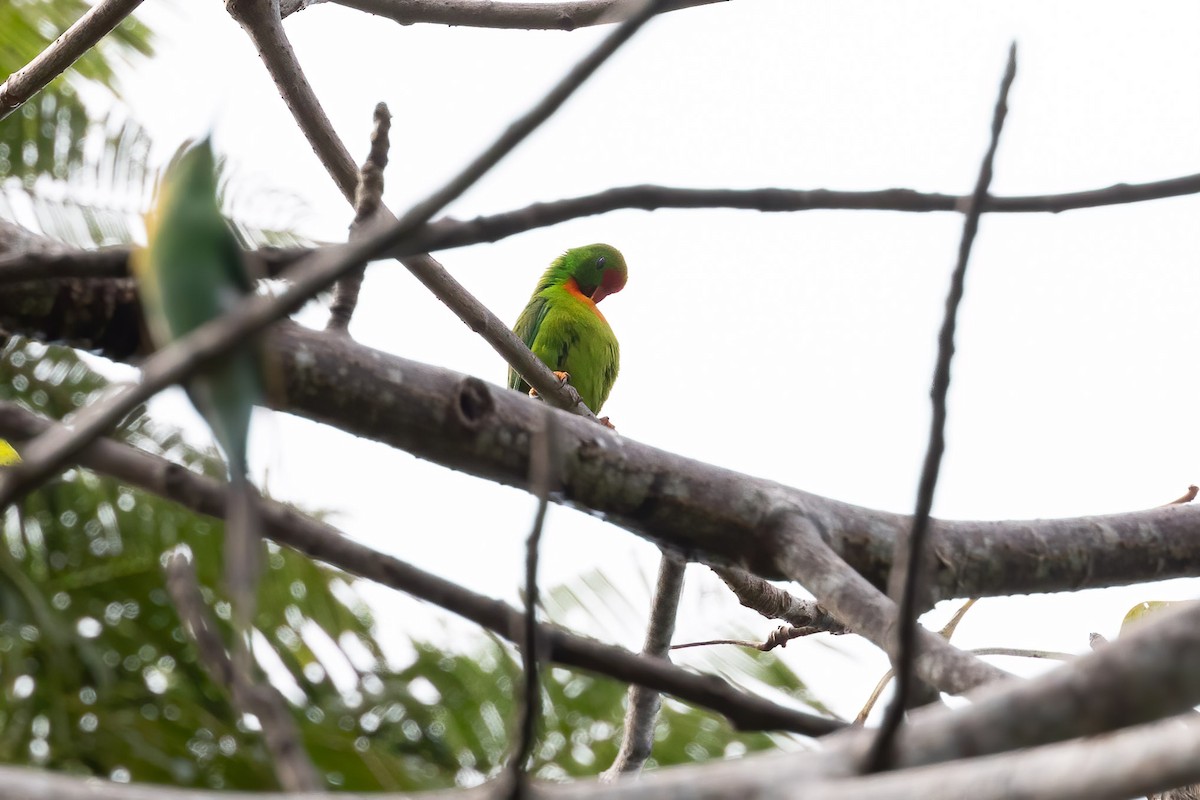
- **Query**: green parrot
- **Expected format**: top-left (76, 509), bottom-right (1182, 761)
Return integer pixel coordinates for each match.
top-left (133, 138), bottom-right (262, 644)
top-left (508, 244), bottom-right (627, 418)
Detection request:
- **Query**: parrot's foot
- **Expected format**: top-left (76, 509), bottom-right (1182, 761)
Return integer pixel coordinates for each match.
top-left (528, 372), bottom-right (572, 402)
top-left (597, 416), bottom-right (616, 430)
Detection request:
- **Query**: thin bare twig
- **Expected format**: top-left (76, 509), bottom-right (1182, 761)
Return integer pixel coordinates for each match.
top-left (509, 410), bottom-right (560, 797)
top-left (937, 597), bottom-right (977, 639)
top-left (323, 0), bottom-right (723, 30)
top-left (855, 599), bottom-right (983, 726)
top-left (0, 0), bottom-right (146, 121)
top-left (327, 102), bottom-right (391, 333)
top-left (712, 566), bottom-right (849, 634)
top-left (0, 400), bottom-right (843, 738)
top-left (671, 638), bottom-right (763, 650)
top-left (855, 644), bottom-right (1075, 725)
top-left (11, 168), bottom-right (1200, 285)
top-left (671, 625), bottom-right (815, 652)
top-left (869, 44), bottom-right (1018, 773)
top-left (0, 0), bottom-right (671, 509)
top-left (164, 554), bottom-right (320, 791)
top-left (968, 647), bottom-right (1076, 660)
top-left (602, 553), bottom-right (687, 779)
top-left (1162, 485), bottom-right (1199, 506)
top-left (420, 174), bottom-right (1200, 244)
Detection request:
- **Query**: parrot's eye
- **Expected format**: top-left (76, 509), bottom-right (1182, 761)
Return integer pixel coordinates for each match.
top-left (596, 256), bottom-right (606, 270)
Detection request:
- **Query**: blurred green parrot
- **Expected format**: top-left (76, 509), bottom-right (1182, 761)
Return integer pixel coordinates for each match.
top-left (508, 244), bottom-right (627, 420)
top-left (133, 138), bottom-right (262, 644)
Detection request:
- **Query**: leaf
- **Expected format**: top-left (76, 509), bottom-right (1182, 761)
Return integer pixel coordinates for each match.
top-left (1120, 600), bottom-right (1188, 637)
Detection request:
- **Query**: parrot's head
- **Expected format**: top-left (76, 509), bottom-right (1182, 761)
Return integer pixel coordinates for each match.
top-left (145, 138), bottom-right (221, 245)
top-left (563, 243), bottom-right (627, 304)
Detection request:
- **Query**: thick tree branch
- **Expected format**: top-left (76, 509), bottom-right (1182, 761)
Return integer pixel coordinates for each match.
top-left (776, 600), bottom-right (1200, 795)
top-left (3, 698), bottom-right (1200, 800)
top-left (0, 0), bottom-right (146, 121)
top-left (5, 295), bottom-right (1200, 604)
top-left (271, 323), bottom-right (1200, 600)
top-left (854, 600), bottom-right (1200, 773)
top-left (0, 399), bottom-right (841, 738)
top-left (316, 0), bottom-right (726, 30)
top-left (803, 715), bottom-right (1200, 800)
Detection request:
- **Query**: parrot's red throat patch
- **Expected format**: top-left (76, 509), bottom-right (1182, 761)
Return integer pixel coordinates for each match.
top-left (564, 277), bottom-right (608, 322)
top-left (591, 268), bottom-right (626, 305)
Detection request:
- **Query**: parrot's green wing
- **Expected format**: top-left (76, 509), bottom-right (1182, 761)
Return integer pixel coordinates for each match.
top-left (508, 293), bottom-right (550, 393)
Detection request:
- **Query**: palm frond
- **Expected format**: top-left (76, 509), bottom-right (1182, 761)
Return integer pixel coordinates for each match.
top-left (0, 113), bottom-right (315, 250)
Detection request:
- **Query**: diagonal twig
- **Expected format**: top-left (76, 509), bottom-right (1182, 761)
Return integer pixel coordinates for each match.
top-left (1161, 485), bottom-right (1199, 506)
top-left (327, 102), bottom-right (391, 334)
top-left (0, 0), bottom-right (671, 510)
top-left (937, 597), bottom-right (977, 640)
top-left (0, 0), bottom-right (146, 121)
top-left (164, 554), bottom-right (320, 791)
top-left (670, 624), bottom-right (827, 653)
top-left (227, 0), bottom-right (671, 422)
top-left (868, 43), bottom-right (1019, 772)
top-left (854, 602), bottom-right (1015, 725)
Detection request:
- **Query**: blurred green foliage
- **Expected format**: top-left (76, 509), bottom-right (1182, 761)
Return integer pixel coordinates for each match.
top-left (0, 0), bottom-right (153, 185)
top-left (0, 338), bottom-right (819, 790)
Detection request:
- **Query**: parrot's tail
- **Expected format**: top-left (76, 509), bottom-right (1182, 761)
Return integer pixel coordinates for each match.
top-left (224, 469), bottom-right (262, 677)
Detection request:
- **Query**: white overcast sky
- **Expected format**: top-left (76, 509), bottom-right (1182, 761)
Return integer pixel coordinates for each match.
top-left (93, 0), bottom-right (1200, 721)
